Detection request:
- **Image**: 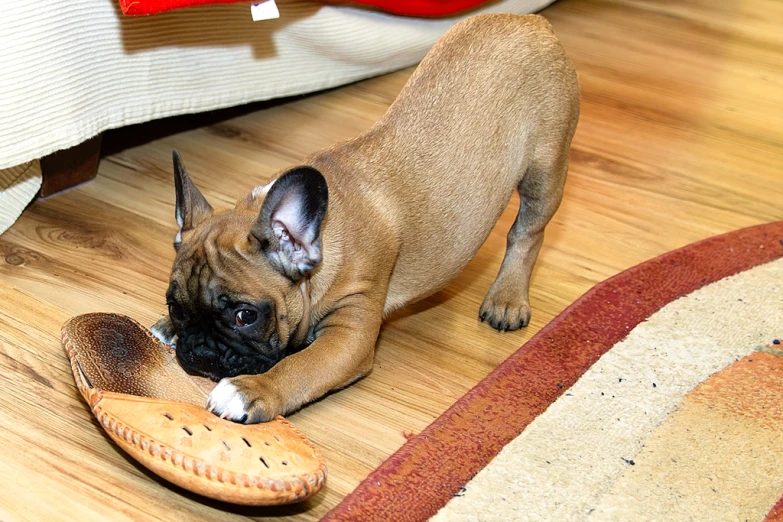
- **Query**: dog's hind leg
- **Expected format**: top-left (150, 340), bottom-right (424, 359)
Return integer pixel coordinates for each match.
top-left (479, 144), bottom-right (569, 331)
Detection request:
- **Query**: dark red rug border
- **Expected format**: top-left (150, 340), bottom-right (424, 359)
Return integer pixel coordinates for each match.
top-left (322, 221), bottom-right (783, 522)
top-left (765, 495), bottom-right (783, 522)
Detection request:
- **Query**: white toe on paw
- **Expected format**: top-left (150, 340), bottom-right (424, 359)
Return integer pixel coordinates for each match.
top-left (150, 328), bottom-right (177, 348)
top-left (150, 320), bottom-right (177, 347)
top-left (208, 379), bottom-right (248, 421)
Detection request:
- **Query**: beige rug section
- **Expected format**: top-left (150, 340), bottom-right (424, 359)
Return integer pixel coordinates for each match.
top-left (432, 257), bottom-right (783, 522)
top-left (0, 162), bottom-right (41, 236)
top-left (590, 350), bottom-right (783, 521)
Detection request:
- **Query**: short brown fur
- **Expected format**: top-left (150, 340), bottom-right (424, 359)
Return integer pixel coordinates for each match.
top-left (157, 14), bottom-right (580, 423)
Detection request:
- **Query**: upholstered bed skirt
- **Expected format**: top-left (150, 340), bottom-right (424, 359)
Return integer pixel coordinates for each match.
top-left (0, 0), bottom-right (553, 234)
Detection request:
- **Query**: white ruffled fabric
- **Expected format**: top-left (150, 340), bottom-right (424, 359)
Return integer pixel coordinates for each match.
top-left (0, 162), bottom-right (42, 235)
top-left (0, 0), bottom-right (552, 233)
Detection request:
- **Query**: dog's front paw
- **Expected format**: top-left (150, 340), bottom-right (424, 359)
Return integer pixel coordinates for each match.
top-left (150, 315), bottom-right (177, 348)
top-left (479, 290), bottom-right (532, 332)
top-left (207, 376), bottom-right (282, 424)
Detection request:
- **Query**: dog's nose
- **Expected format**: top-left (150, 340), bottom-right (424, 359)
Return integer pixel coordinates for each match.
top-left (176, 335), bottom-right (211, 362)
top-left (194, 345), bottom-right (224, 367)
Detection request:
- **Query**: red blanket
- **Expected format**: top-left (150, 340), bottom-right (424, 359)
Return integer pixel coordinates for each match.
top-left (119, 0), bottom-right (489, 17)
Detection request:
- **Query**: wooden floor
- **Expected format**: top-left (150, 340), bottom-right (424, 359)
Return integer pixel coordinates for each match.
top-left (1, 0), bottom-right (781, 520)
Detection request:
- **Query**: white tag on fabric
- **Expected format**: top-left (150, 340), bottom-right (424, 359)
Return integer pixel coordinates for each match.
top-left (251, 1), bottom-right (280, 21)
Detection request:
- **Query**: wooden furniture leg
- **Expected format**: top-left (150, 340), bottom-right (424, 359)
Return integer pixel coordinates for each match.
top-left (39, 134), bottom-right (103, 197)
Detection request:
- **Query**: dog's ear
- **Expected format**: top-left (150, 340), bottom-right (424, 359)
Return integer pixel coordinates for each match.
top-left (172, 150), bottom-right (213, 248)
top-left (252, 166), bottom-right (328, 280)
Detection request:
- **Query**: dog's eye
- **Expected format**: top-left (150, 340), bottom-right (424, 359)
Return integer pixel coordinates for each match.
top-left (235, 309), bottom-right (258, 327)
top-left (168, 302), bottom-right (183, 320)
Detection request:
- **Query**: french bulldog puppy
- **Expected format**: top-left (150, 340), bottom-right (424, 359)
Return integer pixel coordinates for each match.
top-left (151, 13), bottom-right (580, 423)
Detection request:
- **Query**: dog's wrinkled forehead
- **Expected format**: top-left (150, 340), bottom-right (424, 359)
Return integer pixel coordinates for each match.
top-left (168, 259), bottom-right (222, 317)
top-left (170, 228), bottom-right (246, 306)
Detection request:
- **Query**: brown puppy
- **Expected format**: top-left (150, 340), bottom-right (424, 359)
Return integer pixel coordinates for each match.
top-left (151, 14), bottom-right (580, 423)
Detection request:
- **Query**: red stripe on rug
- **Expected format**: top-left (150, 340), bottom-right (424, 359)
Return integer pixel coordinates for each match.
top-left (766, 496), bottom-right (783, 522)
top-left (322, 221), bottom-right (783, 522)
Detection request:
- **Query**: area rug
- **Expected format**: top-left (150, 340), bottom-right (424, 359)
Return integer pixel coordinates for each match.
top-left (322, 221), bottom-right (783, 522)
